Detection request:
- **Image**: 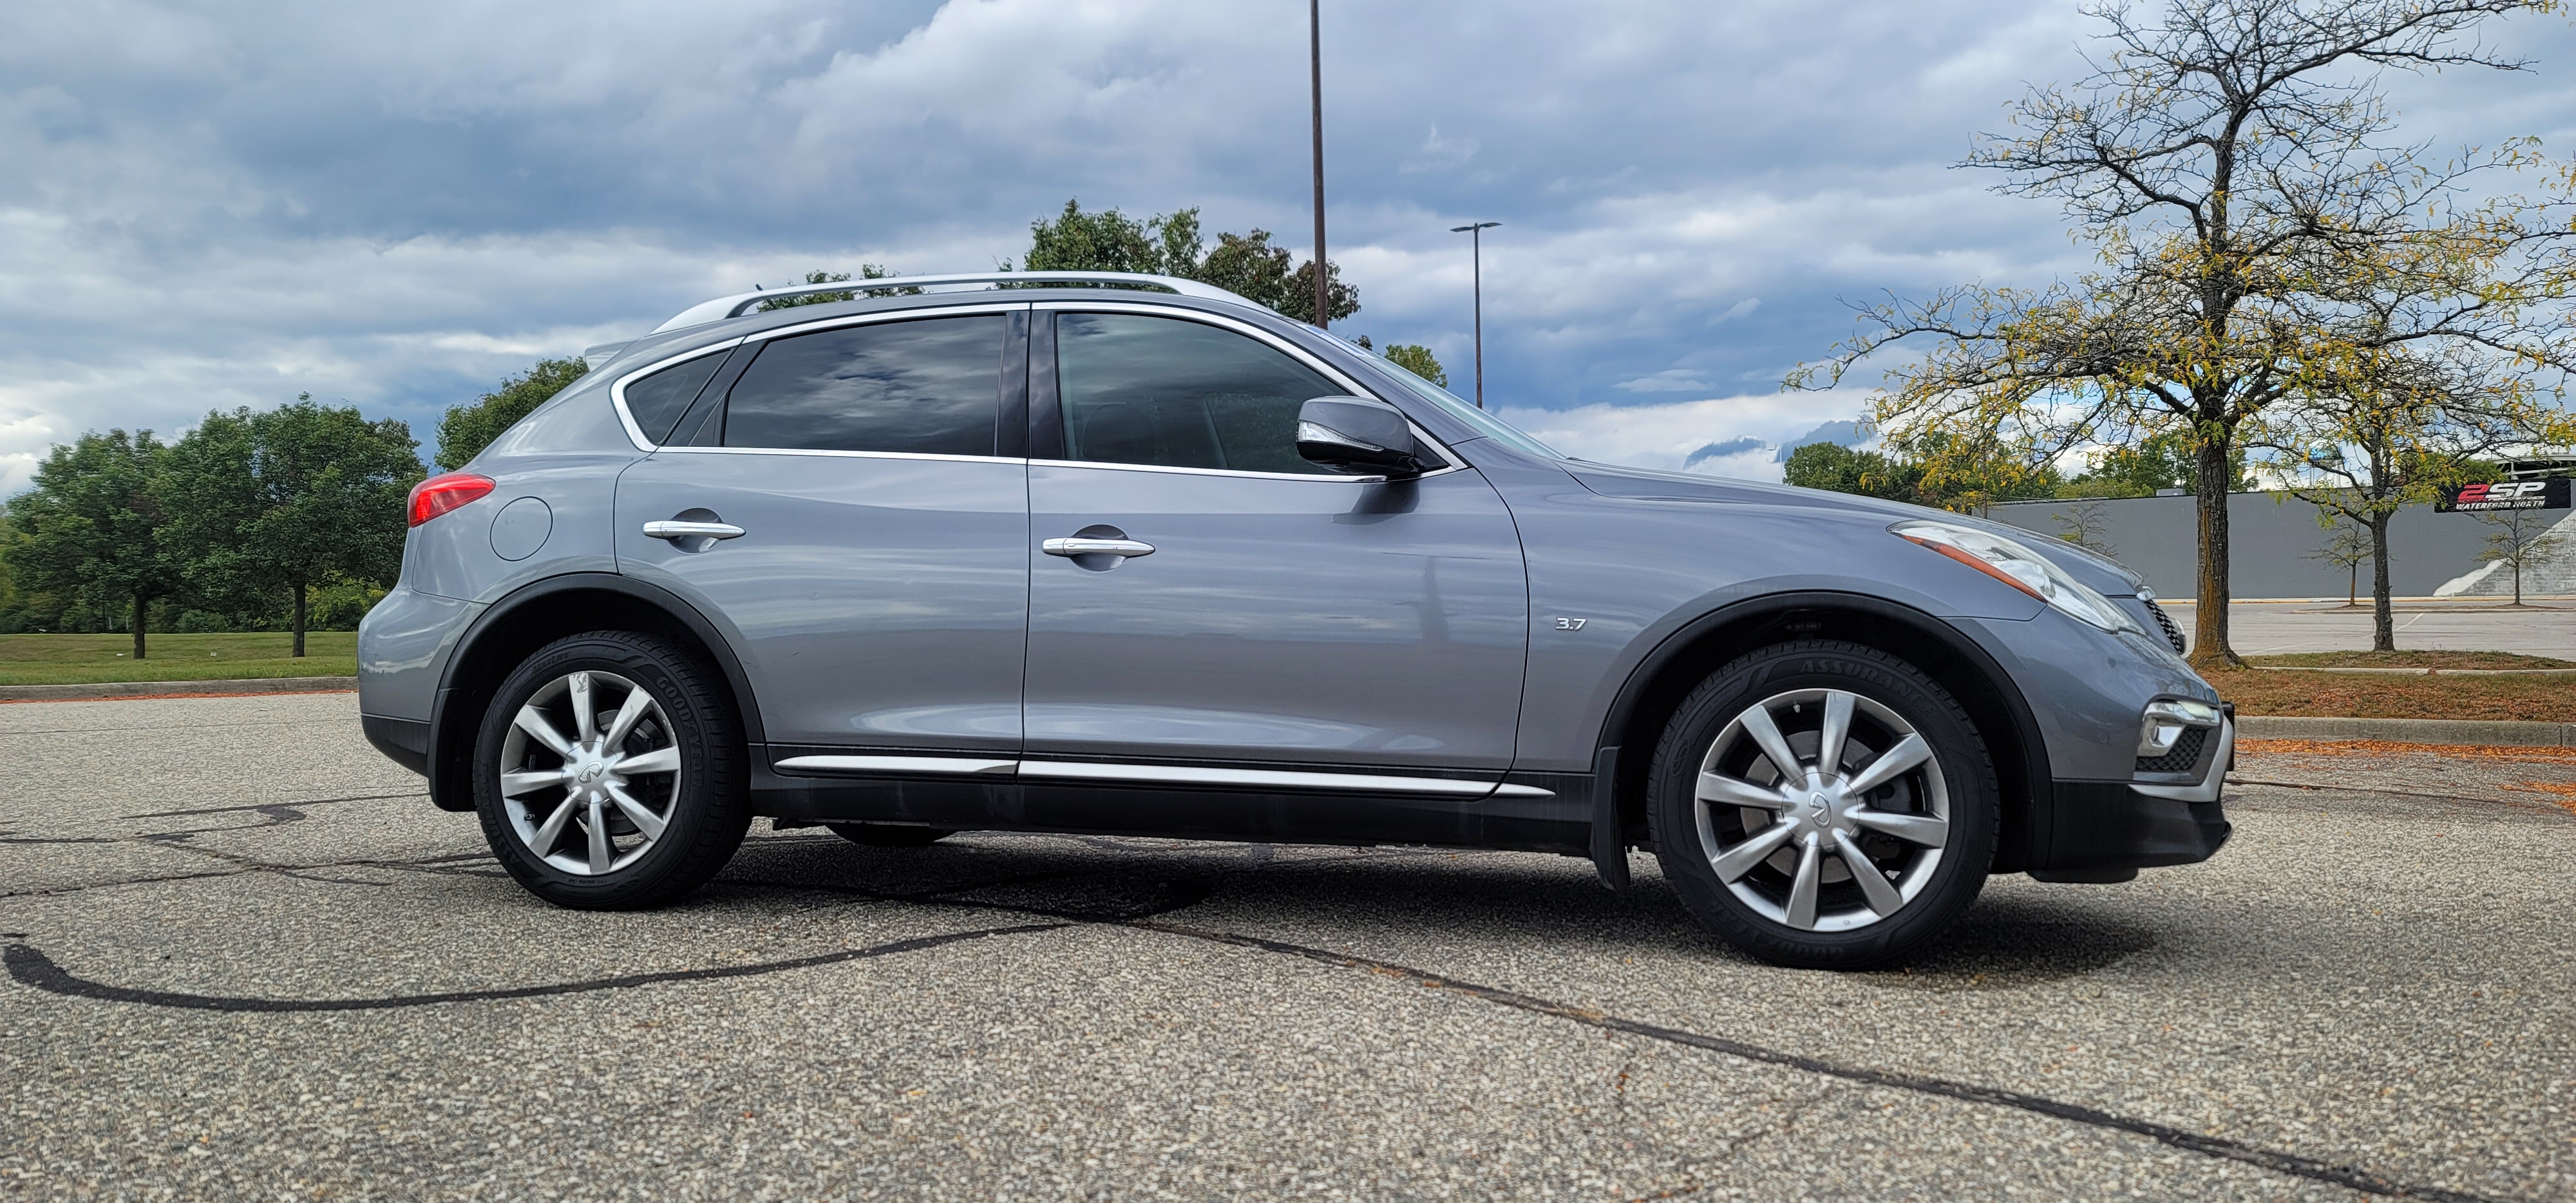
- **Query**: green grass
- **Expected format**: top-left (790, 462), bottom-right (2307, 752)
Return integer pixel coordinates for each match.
top-left (0, 632), bottom-right (357, 687)
top-left (2247, 649), bottom-right (2576, 670)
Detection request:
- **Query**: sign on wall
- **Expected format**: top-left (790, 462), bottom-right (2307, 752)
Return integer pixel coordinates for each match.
top-left (2437, 478), bottom-right (2573, 512)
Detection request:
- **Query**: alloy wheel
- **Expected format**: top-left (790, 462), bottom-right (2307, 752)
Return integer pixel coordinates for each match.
top-left (497, 670), bottom-right (683, 876)
top-left (1692, 687), bottom-right (1951, 933)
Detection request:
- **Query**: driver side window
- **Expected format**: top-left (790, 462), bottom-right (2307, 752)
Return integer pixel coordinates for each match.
top-left (1054, 313), bottom-right (1341, 475)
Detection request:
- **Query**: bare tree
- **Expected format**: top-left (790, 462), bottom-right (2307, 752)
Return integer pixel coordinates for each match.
top-left (2474, 506), bottom-right (2568, 605)
top-left (2307, 513), bottom-right (2371, 607)
top-left (2052, 498), bottom-right (2120, 557)
top-left (1788, 0), bottom-right (2576, 667)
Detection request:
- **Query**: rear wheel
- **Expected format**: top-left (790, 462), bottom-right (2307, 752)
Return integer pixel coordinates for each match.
top-left (828, 824), bottom-right (955, 848)
top-left (1647, 641), bottom-right (1998, 969)
top-left (473, 632), bottom-right (750, 909)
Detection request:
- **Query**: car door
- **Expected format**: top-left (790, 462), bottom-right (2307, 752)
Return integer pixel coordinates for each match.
top-left (1021, 305), bottom-right (1530, 781)
top-left (614, 304), bottom-right (1030, 759)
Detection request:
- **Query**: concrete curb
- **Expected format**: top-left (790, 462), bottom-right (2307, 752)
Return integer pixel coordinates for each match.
top-left (2249, 666), bottom-right (2576, 676)
top-left (0, 676), bottom-right (359, 703)
top-left (2238, 715), bottom-right (2576, 747)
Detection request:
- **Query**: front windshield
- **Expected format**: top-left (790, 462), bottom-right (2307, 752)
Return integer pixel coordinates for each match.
top-left (1317, 330), bottom-right (1564, 459)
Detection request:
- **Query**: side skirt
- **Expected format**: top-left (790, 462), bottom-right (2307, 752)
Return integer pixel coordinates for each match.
top-left (750, 753), bottom-right (1592, 855)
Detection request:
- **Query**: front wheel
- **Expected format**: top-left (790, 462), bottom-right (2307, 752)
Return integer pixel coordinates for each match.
top-left (473, 631), bottom-right (751, 909)
top-left (1647, 641), bottom-right (1998, 969)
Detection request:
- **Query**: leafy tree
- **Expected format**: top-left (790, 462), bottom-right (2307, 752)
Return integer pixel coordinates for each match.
top-left (1788, 0), bottom-right (2576, 667)
top-left (1383, 344), bottom-right (1447, 387)
top-left (435, 358), bottom-right (587, 471)
top-left (166, 397), bottom-right (422, 656)
top-left (1016, 200), bottom-right (1358, 323)
top-left (756, 267), bottom-right (920, 310)
top-left (1782, 442), bottom-right (1923, 502)
top-left (4, 430), bottom-right (180, 659)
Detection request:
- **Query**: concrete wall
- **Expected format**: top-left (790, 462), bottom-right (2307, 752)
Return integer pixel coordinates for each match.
top-left (1982, 492), bottom-right (2521, 600)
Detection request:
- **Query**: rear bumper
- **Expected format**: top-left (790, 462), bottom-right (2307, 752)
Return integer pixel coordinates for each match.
top-left (361, 714), bottom-right (431, 777)
top-left (2029, 717), bottom-right (2232, 883)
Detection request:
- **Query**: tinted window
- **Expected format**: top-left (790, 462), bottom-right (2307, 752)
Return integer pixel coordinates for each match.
top-left (623, 352), bottom-right (726, 444)
top-left (1056, 314), bottom-right (1340, 474)
top-left (723, 316), bottom-right (1005, 455)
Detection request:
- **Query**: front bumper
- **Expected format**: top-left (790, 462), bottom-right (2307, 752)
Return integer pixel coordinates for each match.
top-left (2028, 717), bottom-right (2233, 883)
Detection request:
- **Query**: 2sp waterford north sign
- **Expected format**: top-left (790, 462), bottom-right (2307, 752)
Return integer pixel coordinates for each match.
top-left (2438, 478), bottom-right (2573, 512)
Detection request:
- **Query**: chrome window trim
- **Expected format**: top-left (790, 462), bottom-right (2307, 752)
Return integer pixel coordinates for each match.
top-left (775, 754), bottom-right (1017, 776)
top-left (1035, 300), bottom-right (1468, 479)
top-left (652, 446), bottom-right (1027, 466)
top-left (612, 303), bottom-right (1030, 455)
top-left (609, 338), bottom-right (746, 453)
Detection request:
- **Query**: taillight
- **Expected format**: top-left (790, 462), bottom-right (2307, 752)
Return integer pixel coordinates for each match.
top-left (408, 473), bottom-right (495, 527)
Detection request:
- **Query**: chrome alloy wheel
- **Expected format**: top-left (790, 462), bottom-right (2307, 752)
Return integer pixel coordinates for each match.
top-left (1693, 688), bottom-right (1951, 933)
top-left (497, 670), bottom-right (683, 876)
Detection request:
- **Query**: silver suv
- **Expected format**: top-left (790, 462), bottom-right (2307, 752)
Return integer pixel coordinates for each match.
top-left (359, 271), bottom-right (2230, 969)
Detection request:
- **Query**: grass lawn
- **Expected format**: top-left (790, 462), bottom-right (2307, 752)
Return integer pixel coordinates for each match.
top-left (0, 632), bottom-right (357, 687)
top-left (2206, 665), bottom-right (2575, 721)
top-left (2247, 650), bottom-right (2576, 670)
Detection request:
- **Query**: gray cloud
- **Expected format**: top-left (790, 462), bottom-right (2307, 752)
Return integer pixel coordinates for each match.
top-left (4, 0), bottom-right (2571, 490)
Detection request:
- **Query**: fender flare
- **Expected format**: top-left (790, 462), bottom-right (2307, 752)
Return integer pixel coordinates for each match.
top-left (1590, 590), bottom-right (2054, 869)
top-left (424, 572), bottom-right (764, 808)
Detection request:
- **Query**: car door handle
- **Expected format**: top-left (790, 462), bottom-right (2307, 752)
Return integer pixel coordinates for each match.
top-left (1042, 536), bottom-right (1155, 558)
top-left (643, 520), bottom-right (746, 541)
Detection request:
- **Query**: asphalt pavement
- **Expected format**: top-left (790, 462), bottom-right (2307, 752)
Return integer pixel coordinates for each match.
top-left (2164, 599), bottom-right (2576, 659)
top-left (2, 693), bottom-right (2571, 1202)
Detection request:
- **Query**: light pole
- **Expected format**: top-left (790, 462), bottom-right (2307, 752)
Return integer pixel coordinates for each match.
top-left (1449, 221), bottom-right (1499, 408)
top-left (1309, 0), bottom-right (1329, 328)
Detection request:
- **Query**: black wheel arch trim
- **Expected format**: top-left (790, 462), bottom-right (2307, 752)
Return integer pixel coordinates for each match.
top-left (1592, 591), bottom-right (2054, 873)
top-left (423, 572), bottom-right (764, 811)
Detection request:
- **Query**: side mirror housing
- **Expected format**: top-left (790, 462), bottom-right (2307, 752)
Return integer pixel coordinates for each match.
top-left (1295, 397), bottom-right (1428, 477)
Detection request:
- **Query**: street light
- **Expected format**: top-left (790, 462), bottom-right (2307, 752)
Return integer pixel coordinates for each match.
top-left (1449, 221), bottom-right (1499, 408)
top-left (1309, 0), bottom-right (1330, 329)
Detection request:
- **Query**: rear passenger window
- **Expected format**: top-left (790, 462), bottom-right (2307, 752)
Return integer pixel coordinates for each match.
top-left (722, 316), bottom-right (1005, 455)
top-left (1056, 313), bottom-right (1341, 475)
top-left (623, 352), bottom-right (725, 444)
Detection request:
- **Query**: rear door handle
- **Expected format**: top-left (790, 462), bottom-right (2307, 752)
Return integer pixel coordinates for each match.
top-left (1042, 537), bottom-right (1154, 558)
top-left (643, 520), bottom-right (746, 541)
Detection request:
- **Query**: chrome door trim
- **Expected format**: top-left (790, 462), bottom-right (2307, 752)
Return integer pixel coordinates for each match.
top-left (774, 754), bottom-right (1019, 776)
top-left (1017, 760), bottom-right (1551, 798)
top-left (652, 445), bottom-right (1030, 466)
top-left (1026, 457), bottom-right (1416, 484)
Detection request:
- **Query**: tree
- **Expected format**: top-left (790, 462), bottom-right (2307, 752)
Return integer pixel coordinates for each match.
top-left (2473, 505), bottom-right (2568, 605)
top-left (1781, 442), bottom-right (1923, 502)
top-left (2053, 498), bottom-right (2119, 556)
top-left (5, 430), bottom-right (179, 659)
top-left (1014, 200), bottom-right (1359, 323)
top-left (2061, 428), bottom-right (2253, 497)
top-left (1383, 344), bottom-right (1448, 386)
top-left (2307, 513), bottom-right (2371, 607)
top-left (756, 267), bottom-right (920, 310)
top-left (167, 397), bottom-right (422, 656)
top-left (435, 358), bottom-right (587, 471)
top-left (1788, 0), bottom-right (2575, 667)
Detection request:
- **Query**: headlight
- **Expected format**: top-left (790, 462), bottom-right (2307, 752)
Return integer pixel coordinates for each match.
top-left (2137, 697), bottom-right (2223, 755)
top-left (1890, 520), bottom-right (2142, 634)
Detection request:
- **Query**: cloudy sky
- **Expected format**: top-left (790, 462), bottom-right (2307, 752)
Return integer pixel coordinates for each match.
top-left (6, 0), bottom-right (2573, 492)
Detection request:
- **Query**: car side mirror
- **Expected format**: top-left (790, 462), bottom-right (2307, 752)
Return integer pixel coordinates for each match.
top-left (1296, 397), bottom-right (1427, 478)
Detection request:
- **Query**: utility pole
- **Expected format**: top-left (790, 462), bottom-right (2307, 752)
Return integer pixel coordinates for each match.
top-left (1449, 221), bottom-right (1499, 407)
top-left (1309, 0), bottom-right (1329, 328)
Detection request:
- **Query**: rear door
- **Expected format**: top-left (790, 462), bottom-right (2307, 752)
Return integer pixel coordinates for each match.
top-left (614, 305), bottom-right (1030, 759)
top-left (1020, 306), bottom-right (1530, 779)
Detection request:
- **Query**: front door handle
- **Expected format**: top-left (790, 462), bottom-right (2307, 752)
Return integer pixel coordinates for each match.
top-left (1042, 536), bottom-right (1154, 558)
top-left (643, 520), bottom-right (746, 541)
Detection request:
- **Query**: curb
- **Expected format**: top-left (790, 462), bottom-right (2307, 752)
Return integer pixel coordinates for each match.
top-left (0, 677), bottom-right (359, 703)
top-left (2249, 666), bottom-right (2576, 676)
top-left (2238, 715), bottom-right (2576, 747)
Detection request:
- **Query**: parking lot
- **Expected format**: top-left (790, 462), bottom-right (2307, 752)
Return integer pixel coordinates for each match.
top-left (3, 693), bottom-right (2571, 1201)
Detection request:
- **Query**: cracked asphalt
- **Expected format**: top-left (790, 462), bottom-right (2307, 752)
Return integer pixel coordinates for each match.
top-left (2, 694), bottom-right (2571, 1202)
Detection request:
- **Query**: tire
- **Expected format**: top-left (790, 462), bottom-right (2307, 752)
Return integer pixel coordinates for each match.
top-left (827, 824), bottom-right (956, 848)
top-left (1647, 640), bottom-right (1998, 970)
top-left (473, 630), bottom-right (751, 909)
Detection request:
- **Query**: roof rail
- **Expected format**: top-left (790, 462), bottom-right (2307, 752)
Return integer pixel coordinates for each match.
top-left (649, 271), bottom-right (1255, 334)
